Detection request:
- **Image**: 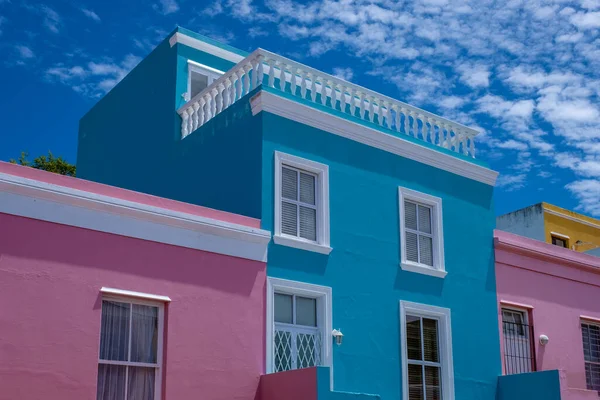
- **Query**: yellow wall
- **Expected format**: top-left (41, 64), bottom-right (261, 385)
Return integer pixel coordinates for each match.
top-left (543, 203), bottom-right (600, 252)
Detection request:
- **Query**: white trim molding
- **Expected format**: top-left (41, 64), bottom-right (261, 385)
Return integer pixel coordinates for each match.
top-left (400, 301), bottom-right (454, 400)
top-left (266, 277), bottom-right (333, 387)
top-left (398, 187), bottom-right (446, 278)
top-left (251, 91), bottom-right (498, 186)
top-left (274, 151), bottom-right (332, 255)
top-left (0, 172), bottom-right (271, 262)
top-left (169, 32), bottom-right (244, 63)
top-left (550, 231), bottom-right (570, 240)
top-left (101, 287), bottom-right (171, 303)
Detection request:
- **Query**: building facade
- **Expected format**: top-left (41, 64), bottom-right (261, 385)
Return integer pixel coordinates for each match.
top-left (75, 27), bottom-right (507, 400)
top-left (0, 161), bottom-right (270, 400)
top-left (495, 229), bottom-right (600, 400)
top-left (497, 202), bottom-right (600, 253)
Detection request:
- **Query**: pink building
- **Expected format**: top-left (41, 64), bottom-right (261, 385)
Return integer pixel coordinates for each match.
top-left (495, 230), bottom-right (600, 400)
top-left (0, 162), bottom-right (271, 400)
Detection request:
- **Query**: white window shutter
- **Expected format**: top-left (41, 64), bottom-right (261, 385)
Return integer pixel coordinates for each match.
top-left (419, 235), bottom-right (433, 266)
top-left (405, 232), bottom-right (419, 263)
top-left (281, 202), bottom-right (298, 236)
top-left (417, 205), bottom-right (432, 234)
top-left (282, 167), bottom-right (298, 200)
top-left (299, 206), bottom-right (317, 241)
top-left (299, 172), bottom-right (316, 205)
top-left (405, 201), bottom-right (418, 230)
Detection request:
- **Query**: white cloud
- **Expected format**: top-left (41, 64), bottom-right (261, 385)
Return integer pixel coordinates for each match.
top-left (570, 11), bottom-right (600, 29)
top-left (496, 140), bottom-right (529, 151)
top-left (496, 173), bottom-right (526, 190)
top-left (566, 180), bottom-right (600, 216)
top-left (15, 45), bottom-right (34, 59)
top-left (203, 0), bottom-right (223, 17)
top-left (439, 96), bottom-right (466, 109)
top-left (81, 8), bottom-right (101, 22)
top-left (154, 0), bottom-right (179, 15)
top-left (332, 67), bottom-right (353, 81)
top-left (457, 63), bottom-right (491, 88)
top-left (40, 6), bottom-right (61, 33)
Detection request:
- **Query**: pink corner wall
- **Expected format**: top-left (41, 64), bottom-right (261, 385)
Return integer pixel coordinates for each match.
top-left (258, 367), bottom-right (317, 400)
top-left (494, 230), bottom-right (600, 397)
top-left (0, 212), bottom-right (266, 400)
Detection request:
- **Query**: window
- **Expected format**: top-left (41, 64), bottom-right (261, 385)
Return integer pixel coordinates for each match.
top-left (97, 297), bottom-right (164, 400)
top-left (551, 236), bottom-right (568, 248)
top-left (581, 322), bottom-right (600, 391)
top-left (186, 61), bottom-right (223, 101)
top-left (266, 278), bottom-right (332, 379)
top-left (274, 152), bottom-right (331, 254)
top-left (400, 301), bottom-right (454, 400)
top-left (399, 188), bottom-right (445, 278)
top-left (501, 308), bottom-right (535, 374)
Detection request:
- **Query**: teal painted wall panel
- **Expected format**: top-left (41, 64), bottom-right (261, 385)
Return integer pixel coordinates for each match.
top-left (260, 111), bottom-right (501, 400)
top-left (497, 370), bottom-right (562, 400)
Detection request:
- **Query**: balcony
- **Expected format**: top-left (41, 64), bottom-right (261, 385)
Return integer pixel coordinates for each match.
top-left (178, 49), bottom-right (478, 159)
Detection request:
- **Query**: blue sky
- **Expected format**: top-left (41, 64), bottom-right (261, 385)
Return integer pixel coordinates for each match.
top-left (1, 0), bottom-right (599, 217)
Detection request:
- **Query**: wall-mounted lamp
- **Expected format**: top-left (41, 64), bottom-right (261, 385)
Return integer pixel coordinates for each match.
top-left (539, 334), bottom-right (549, 345)
top-left (332, 329), bottom-right (344, 345)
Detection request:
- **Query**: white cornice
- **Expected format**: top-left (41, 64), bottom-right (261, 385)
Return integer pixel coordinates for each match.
top-left (0, 172), bottom-right (271, 262)
top-left (250, 91), bottom-right (498, 186)
top-left (169, 32), bottom-right (244, 63)
top-left (544, 208), bottom-right (600, 229)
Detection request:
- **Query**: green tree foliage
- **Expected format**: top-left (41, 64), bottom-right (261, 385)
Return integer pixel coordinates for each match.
top-left (10, 151), bottom-right (76, 177)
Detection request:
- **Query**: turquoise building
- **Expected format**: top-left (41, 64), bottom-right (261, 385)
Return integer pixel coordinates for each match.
top-left (77, 27), bottom-right (551, 400)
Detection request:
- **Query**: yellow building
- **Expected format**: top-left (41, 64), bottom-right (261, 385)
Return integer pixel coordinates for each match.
top-left (497, 202), bottom-right (600, 254)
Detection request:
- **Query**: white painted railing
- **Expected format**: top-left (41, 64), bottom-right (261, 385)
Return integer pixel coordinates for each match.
top-left (178, 49), bottom-right (478, 158)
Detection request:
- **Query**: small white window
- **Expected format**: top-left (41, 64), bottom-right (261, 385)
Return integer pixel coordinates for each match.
top-left (186, 61), bottom-right (223, 101)
top-left (399, 187), bottom-right (445, 278)
top-left (267, 278), bottom-right (332, 378)
top-left (501, 308), bottom-right (535, 374)
top-left (581, 322), bottom-right (600, 391)
top-left (400, 301), bottom-right (454, 400)
top-left (97, 296), bottom-right (164, 400)
top-left (274, 152), bottom-right (331, 255)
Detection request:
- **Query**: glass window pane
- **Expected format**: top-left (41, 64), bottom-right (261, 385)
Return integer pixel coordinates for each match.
top-left (130, 304), bottom-right (158, 364)
top-left (405, 201), bottom-right (418, 230)
top-left (425, 366), bottom-right (441, 400)
top-left (296, 296), bottom-right (317, 327)
top-left (418, 205), bottom-right (432, 234)
top-left (406, 232), bottom-right (419, 263)
top-left (296, 331), bottom-right (321, 368)
top-left (282, 167), bottom-right (298, 200)
top-left (97, 364), bottom-right (126, 400)
top-left (407, 315), bottom-right (422, 361)
top-left (423, 318), bottom-right (439, 363)
top-left (99, 301), bottom-right (130, 361)
top-left (281, 201), bottom-right (298, 236)
top-left (190, 72), bottom-right (209, 98)
top-left (419, 235), bottom-right (434, 267)
top-left (408, 363), bottom-right (424, 400)
top-left (299, 172), bottom-right (316, 205)
top-left (127, 366), bottom-right (155, 400)
top-left (299, 206), bottom-right (317, 241)
top-left (274, 293), bottom-right (293, 324)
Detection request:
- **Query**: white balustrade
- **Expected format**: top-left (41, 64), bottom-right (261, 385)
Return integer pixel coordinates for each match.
top-left (178, 49), bottom-right (478, 158)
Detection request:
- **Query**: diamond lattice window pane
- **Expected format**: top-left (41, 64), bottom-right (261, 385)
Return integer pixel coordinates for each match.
top-left (274, 329), bottom-right (293, 372)
top-left (296, 331), bottom-right (321, 369)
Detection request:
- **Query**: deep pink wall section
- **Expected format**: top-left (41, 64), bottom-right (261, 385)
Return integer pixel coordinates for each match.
top-left (258, 368), bottom-right (317, 400)
top-left (0, 212), bottom-right (266, 400)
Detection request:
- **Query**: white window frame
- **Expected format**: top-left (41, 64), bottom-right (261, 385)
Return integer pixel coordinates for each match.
top-left (186, 60), bottom-right (224, 101)
top-left (581, 320), bottom-right (600, 391)
top-left (98, 293), bottom-right (165, 400)
top-left (266, 278), bottom-right (333, 385)
top-left (274, 151), bottom-right (331, 255)
top-left (500, 306), bottom-right (534, 375)
top-left (400, 301), bottom-right (454, 400)
top-left (398, 187), bottom-right (445, 278)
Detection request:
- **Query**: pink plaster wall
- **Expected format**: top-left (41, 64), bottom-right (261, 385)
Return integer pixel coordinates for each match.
top-left (494, 230), bottom-right (600, 397)
top-left (258, 367), bottom-right (317, 400)
top-left (0, 212), bottom-right (266, 400)
top-left (0, 161), bottom-right (260, 228)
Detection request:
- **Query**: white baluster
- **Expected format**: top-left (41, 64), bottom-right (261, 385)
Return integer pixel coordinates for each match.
top-left (268, 59), bottom-right (275, 88)
top-left (223, 79), bottom-right (230, 109)
top-left (192, 102), bottom-right (200, 131)
top-left (462, 134), bottom-right (469, 155)
top-left (320, 78), bottom-right (327, 106)
top-left (350, 89), bottom-right (357, 116)
top-left (359, 92), bottom-right (366, 119)
top-left (377, 100), bottom-right (384, 127)
top-left (236, 69), bottom-right (243, 100)
top-left (198, 97), bottom-right (206, 127)
top-left (257, 55), bottom-right (265, 86)
top-left (330, 81), bottom-right (337, 109)
top-left (290, 66), bottom-right (297, 96)
top-left (394, 106), bottom-right (401, 132)
top-left (340, 85), bottom-right (347, 113)
top-left (300, 70), bottom-right (307, 98)
top-left (411, 112), bottom-right (418, 137)
top-left (251, 59), bottom-right (258, 89)
top-left (310, 73), bottom-right (317, 102)
top-left (368, 96), bottom-right (375, 122)
top-left (279, 62), bottom-right (286, 92)
top-left (402, 108), bottom-right (409, 135)
top-left (181, 108), bottom-right (190, 138)
top-left (243, 64), bottom-right (251, 95)
top-left (470, 136), bottom-right (476, 158)
top-left (216, 83), bottom-right (224, 114)
top-left (385, 102), bottom-right (391, 129)
top-left (211, 88), bottom-right (218, 119)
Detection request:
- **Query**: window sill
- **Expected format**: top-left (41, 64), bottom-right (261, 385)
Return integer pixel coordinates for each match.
top-left (273, 234), bottom-right (333, 255)
top-left (400, 262), bottom-right (447, 278)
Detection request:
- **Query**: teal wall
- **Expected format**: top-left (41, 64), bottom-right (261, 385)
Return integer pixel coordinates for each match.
top-left (497, 370), bottom-right (562, 400)
top-left (77, 29), bottom-right (262, 218)
top-left (260, 111), bottom-right (501, 400)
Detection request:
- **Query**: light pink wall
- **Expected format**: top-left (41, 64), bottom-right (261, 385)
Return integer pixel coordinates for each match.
top-left (0, 212), bottom-right (266, 400)
top-left (495, 230), bottom-right (600, 395)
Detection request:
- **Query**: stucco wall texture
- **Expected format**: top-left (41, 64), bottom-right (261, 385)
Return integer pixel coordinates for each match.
top-left (495, 230), bottom-right (600, 399)
top-left (0, 212), bottom-right (266, 400)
